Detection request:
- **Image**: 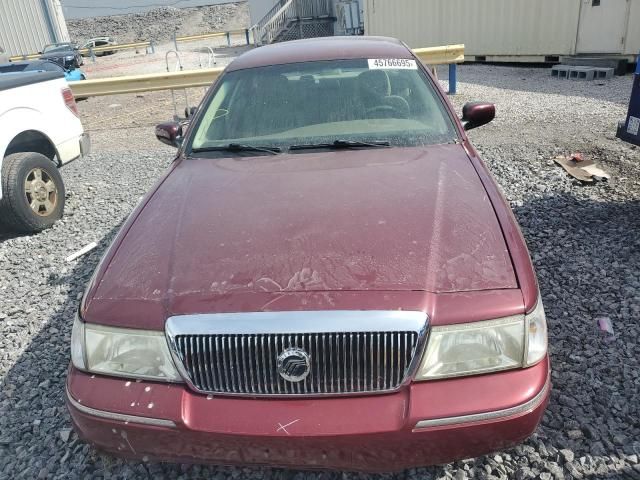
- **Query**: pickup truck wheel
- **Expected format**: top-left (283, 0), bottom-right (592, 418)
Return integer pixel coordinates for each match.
top-left (0, 152), bottom-right (65, 233)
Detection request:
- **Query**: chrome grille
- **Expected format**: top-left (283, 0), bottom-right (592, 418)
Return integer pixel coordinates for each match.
top-left (172, 331), bottom-right (419, 395)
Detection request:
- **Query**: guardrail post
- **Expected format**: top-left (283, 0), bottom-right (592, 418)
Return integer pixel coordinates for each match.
top-left (147, 41), bottom-right (155, 54)
top-left (89, 47), bottom-right (96, 63)
top-left (448, 63), bottom-right (457, 95)
top-left (245, 28), bottom-right (250, 45)
top-left (226, 31), bottom-right (231, 47)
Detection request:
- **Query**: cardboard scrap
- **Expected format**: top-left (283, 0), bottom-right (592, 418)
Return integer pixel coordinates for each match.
top-left (554, 155), bottom-right (611, 183)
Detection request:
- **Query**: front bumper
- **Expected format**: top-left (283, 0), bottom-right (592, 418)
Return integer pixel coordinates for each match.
top-left (67, 358), bottom-right (549, 472)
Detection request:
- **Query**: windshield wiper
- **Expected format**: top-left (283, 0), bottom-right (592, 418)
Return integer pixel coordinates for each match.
top-left (289, 140), bottom-right (391, 151)
top-left (192, 143), bottom-right (281, 155)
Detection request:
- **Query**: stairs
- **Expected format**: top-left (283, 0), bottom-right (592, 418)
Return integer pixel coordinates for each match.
top-left (251, 0), bottom-right (336, 46)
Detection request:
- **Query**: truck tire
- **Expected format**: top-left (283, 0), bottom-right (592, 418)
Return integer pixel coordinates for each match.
top-left (0, 152), bottom-right (65, 233)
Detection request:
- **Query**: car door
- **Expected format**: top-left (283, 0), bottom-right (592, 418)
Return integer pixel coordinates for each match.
top-left (576, 0), bottom-right (631, 54)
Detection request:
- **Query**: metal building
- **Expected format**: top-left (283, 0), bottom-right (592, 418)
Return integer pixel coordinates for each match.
top-left (249, 0), bottom-right (363, 45)
top-left (0, 0), bottom-right (70, 57)
top-left (363, 0), bottom-right (640, 62)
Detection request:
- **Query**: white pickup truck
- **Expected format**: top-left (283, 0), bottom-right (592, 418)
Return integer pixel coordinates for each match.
top-left (0, 69), bottom-right (89, 233)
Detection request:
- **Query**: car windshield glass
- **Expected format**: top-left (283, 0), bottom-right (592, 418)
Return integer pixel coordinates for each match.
top-left (189, 59), bottom-right (457, 155)
top-left (24, 61), bottom-right (62, 72)
top-left (44, 44), bottom-right (72, 53)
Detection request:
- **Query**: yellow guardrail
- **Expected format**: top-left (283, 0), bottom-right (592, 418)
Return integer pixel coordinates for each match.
top-left (174, 28), bottom-right (251, 48)
top-left (78, 41), bottom-right (151, 56)
top-left (413, 44), bottom-right (465, 65)
top-left (68, 44), bottom-right (465, 98)
top-left (176, 31), bottom-right (228, 42)
top-left (69, 67), bottom-right (224, 97)
top-left (7, 27), bottom-right (250, 62)
top-left (9, 41), bottom-right (152, 61)
top-left (9, 53), bottom-right (42, 61)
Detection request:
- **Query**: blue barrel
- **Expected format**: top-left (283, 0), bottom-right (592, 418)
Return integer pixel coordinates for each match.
top-left (616, 54), bottom-right (640, 145)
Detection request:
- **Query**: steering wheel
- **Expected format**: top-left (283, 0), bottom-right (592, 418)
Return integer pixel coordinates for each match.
top-left (366, 105), bottom-right (402, 119)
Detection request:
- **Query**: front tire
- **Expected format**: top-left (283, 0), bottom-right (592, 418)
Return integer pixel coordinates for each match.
top-left (0, 152), bottom-right (65, 233)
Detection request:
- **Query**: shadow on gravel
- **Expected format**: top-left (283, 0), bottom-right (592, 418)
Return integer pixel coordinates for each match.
top-left (1, 193), bottom-right (639, 479)
top-left (0, 233), bottom-right (19, 244)
top-left (513, 192), bottom-right (640, 478)
top-left (0, 223), bottom-right (123, 479)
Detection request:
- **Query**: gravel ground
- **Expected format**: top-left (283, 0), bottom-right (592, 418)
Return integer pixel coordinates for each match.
top-left (67, 3), bottom-right (249, 44)
top-left (1, 65), bottom-right (640, 479)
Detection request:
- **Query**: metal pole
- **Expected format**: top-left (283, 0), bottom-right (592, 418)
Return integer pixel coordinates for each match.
top-left (448, 63), bottom-right (457, 95)
top-left (226, 31), bottom-right (231, 47)
top-left (89, 47), bottom-right (96, 63)
top-left (297, 0), bottom-right (303, 39)
top-left (174, 31), bottom-right (179, 51)
top-left (245, 28), bottom-right (250, 45)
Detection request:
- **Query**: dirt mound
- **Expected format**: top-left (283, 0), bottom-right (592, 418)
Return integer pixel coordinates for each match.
top-left (67, 2), bottom-right (249, 44)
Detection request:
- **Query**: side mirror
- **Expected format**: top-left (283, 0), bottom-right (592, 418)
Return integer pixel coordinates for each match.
top-left (155, 122), bottom-right (183, 148)
top-left (461, 102), bottom-right (495, 131)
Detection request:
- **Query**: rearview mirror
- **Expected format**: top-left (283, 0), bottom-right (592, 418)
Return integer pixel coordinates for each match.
top-left (461, 102), bottom-right (495, 131)
top-left (155, 122), bottom-right (183, 148)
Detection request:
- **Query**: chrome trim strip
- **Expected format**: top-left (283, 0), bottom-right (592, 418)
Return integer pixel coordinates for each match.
top-left (414, 379), bottom-right (550, 429)
top-left (165, 310), bottom-right (429, 398)
top-left (66, 387), bottom-right (177, 428)
top-left (166, 310), bottom-right (427, 336)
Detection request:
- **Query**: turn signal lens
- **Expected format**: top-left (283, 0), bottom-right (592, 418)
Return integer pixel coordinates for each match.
top-left (70, 314), bottom-right (86, 370)
top-left (62, 87), bottom-right (79, 117)
top-left (525, 295), bottom-right (548, 366)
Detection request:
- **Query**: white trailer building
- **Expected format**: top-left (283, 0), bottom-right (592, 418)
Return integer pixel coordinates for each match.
top-left (0, 0), bottom-right (70, 58)
top-left (363, 0), bottom-right (640, 62)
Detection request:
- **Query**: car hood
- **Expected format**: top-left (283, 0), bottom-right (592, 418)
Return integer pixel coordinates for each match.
top-left (89, 144), bottom-right (517, 317)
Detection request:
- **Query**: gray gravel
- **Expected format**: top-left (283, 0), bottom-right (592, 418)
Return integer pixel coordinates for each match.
top-left (67, 3), bottom-right (249, 44)
top-left (1, 64), bottom-right (640, 479)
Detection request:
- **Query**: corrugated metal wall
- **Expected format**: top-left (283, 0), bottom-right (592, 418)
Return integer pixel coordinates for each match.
top-left (0, 0), bottom-right (70, 57)
top-left (364, 0), bottom-right (583, 56)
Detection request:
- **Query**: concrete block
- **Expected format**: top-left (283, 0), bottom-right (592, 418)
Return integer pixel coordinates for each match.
top-left (594, 67), bottom-right (614, 80)
top-left (551, 64), bottom-right (570, 79)
top-left (568, 66), bottom-right (596, 81)
top-left (561, 56), bottom-right (628, 76)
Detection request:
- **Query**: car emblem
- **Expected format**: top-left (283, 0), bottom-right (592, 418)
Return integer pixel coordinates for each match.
top-left (277, 348), bottom-right (311, 383)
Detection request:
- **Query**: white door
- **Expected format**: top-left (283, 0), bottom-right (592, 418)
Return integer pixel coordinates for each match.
top-left (576, 0), bottom-right (630, 54)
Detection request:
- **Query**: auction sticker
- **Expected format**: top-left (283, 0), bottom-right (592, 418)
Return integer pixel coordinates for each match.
top-left (368, 58), bottom-right (417, 70)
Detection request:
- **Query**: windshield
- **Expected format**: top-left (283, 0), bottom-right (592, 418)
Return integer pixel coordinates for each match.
top-left (189, 59), bottom-right (457, 154)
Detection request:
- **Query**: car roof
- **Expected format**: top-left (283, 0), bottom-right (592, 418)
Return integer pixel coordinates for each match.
top-left (7, 59), bottom-right (60, 67)
top-left (227, 36), bottom-right (412, 71)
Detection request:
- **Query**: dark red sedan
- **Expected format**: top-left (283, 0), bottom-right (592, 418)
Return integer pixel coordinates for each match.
top-left (67, 36), bottom-right (549, 472)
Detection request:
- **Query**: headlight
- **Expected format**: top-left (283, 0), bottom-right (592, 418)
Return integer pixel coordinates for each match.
top-left (416, 294), bottom-right (547, 380)
top-left (416, 316), bottom-right (525, 380)
top-left (71, 315), bottom-right (182, 382)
